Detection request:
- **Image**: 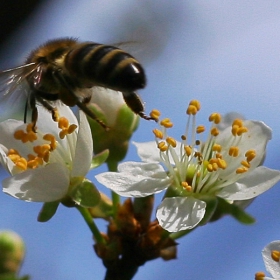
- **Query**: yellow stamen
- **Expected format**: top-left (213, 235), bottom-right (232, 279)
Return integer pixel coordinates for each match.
top-left (211, 127), bottom-right (219, 136)
top-left (181, 182), bottom-right (192, 192)
top-left (14, 158), bottom-right (28, 171)
top-left (184, 145), bottom-right (192, 156)
top-left (150, 109), bottom-right (161, 121)
top-left (229, 146), bottom-right (239, 157)
top-left (196, 125), bottom-right (205, 134)
top-left (241, 160), bottom-right (250, 168)
top-left (153, 129), bottom-right (163, 139)
top-left (43, 134), bottom-right (57, 150)
top-left (189, 100), bottom-right (201, 111)
top-left (212, 144), bottom-right (222, 152)
top-left (245, 150), bottom-right (256, 162)
top-left (254, 271), bottom-right (265, 280)
top-left (158, 141), bottom-right (168, 152)
top-left (166, 137), bottom-right (177, 147)
top-left (237, 126), bottom-right (248, 136)
top-left (68, 124), bottom-right (78, 134)
top-left (217, 158), bottom-right (227, 169)
top-left (186, 105), bottom-right (198, 115)
top-left (160, 118), bottom-right (173, 128)
top-left (58, 117), bottom-right (69, 129)
top-left (271, 250), bottom-right (280, 262)
top-left (209, 113), bottom-right (221, 124)
top-left (236, 167), bottom-right (248, 174)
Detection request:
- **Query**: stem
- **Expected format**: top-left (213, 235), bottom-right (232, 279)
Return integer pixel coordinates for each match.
top-left (107, 161), bottom-right (120, 218)
top-left (76, 206), bottom-right (106, 244)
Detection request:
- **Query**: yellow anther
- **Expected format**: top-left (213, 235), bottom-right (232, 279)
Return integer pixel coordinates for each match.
top-left (8, 149), bottom-right (19, 156)
top-left (15, 157), bottom-right (27, 171)
top-left (8, 153), bottom-right (21, 162)
top-left (232, 119), bottom-right (243, 127)
top-left (196, 125), bottom-right (205, 134)
top-left (237, 126), bottom-right (248, 136)
top-left (217, 158), bottom-right (227, 169)
top-left (245, 150), bottom-right (256, 162)
top-left (215, 153), bottom-right (222, 159)
top-left (166, 137), bottom-right (177, 147)
top-left (158, 141), bottom-right (168, 152)
top-left (68, 124), bottom-right (77, 134)
top-left (58, 117), bottom-right (69, 129)
top-left (43, 134), bottom-right (57, 150)
top-left (26, 131), bottom-right (37, 142)
top-left (271, 250), bottom-right (280, 262)
top-left (59, 130), bottom-right (67, 139)
top-left (231, 125), bottom-right (239, 136)
top-left (26, 123), bottom-right (35, 133)
top-left (53, 108), bottom-right (60, 122)
top-left (184, 145), bottom-right (192, 156)
top-left (189, 100), bottom-right (201, 111)
top-left (14, 130), bottom-right (25, 140)
top-left (241, 160), bottom-right (250, 168)
top-left (207, 163), bottom-right (214, 172)
top-left (210, 127), bottom-right (219, 136)
top-left (209, 113), bottom-right (221, 124)
top-left (186, 105), bottom-right (198, 115)
top-left (212, 144), bottom-right (222, 152)
top-left (236, 167), bottom-right (248, 174)
top-left (254, 271), bottom-right (265, 280)
top-left (153, 129), bottom-right (164, 139)
top-left (27, 159), bottom-right (39, 169)
top-left (229, 146), bottom-right (239, 157)
top-left (150, 109), bottom-right (161, 121)
top-left (160, 118), bottom-right (173, 128)
top-left (181, 182), bottom-right (192, 192)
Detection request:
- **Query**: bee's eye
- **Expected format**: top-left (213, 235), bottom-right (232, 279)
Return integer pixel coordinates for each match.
top-left (37, 57), bottom-right (48, 63)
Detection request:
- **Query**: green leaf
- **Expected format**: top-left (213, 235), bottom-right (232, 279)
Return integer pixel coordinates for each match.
top-left (90, 149), bottom-right (109, 169)
top-left (37, 201), bottom-right (60, 222)
top-left (70, 179), bottom-right (101, 208)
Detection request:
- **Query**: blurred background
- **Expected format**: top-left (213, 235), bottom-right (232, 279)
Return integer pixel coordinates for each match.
top-left (0, 0), bottom-right (280, 279)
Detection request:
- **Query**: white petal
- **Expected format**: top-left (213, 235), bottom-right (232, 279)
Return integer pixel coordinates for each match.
top-left (217, 120), bottom-right (272, 176)
top-left (91, 88), bottom-right (125, 126)
top-left (2, 163), bottom-right (70, 202)
top-left (133, 141), bottom-right (162, 162)
top-left (96, 162), bottom-right (171, 197)
top-left (218, 166), bottom-right (280, 200)
top-left (0, 145), bottom-right (16, 175)
top-left (156, 197), bottom-right (206, 232)
top-left (262, 241), bottom-right (280, 278)
top-left (72, 111), bottom-right (93, 177)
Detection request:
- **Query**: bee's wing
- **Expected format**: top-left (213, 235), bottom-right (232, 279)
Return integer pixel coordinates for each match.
top-left (0, 63), bottom-right (37, 121)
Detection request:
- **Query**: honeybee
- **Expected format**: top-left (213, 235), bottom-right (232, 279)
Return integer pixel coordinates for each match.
top-left (0, 37), bottom-right (155, 130)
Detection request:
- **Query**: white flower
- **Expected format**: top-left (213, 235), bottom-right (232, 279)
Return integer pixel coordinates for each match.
top-left (255, 241), bottom-right (280, 280)
top-left (96, 100), bottom-right (280, 232)
top-left (0, 104), bottom-right (93, 202)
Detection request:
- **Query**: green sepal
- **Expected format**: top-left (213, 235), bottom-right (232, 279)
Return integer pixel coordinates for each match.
top-left (70, 179), bottom-right (101, 208)
top-left (90, 149), bottom-right (109, 169)
top-left (37, 201), bottom-right (60, 222)
top-left (199, 195), bottom-right (218, 226)
top-left (210, 197), bottom-right (255, 224)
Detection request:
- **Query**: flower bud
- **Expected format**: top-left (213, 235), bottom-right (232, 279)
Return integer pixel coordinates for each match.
top-left (0, 230), bottom-right (25, 275)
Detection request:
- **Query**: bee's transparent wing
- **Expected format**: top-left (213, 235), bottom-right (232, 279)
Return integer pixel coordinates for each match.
top-left (0, 63), bottom-right (37, 121)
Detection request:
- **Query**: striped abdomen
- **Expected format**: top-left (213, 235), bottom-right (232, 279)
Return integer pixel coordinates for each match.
top-left (65, 43), bottom-right (146, 92)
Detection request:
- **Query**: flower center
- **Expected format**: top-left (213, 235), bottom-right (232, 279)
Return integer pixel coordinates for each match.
top-left (7, 115), bottom-right (77, 172)
top-left (150, 100), bottom-right (257, 195)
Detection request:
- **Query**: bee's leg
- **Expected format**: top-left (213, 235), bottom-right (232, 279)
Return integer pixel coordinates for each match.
top-left (76, 101), bottom-right (109, 131)
top-left (26, 94), bottom-right (38, 132)
top-left (54, 71), bottom-right (109, 130)
top-left (36, 95), bottom-right (59, 122)
top-left (122, 91), bottom-right (157, 121)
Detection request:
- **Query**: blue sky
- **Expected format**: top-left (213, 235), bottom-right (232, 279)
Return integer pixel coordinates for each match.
top-left (1, 1), bottom-right (280, 279)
